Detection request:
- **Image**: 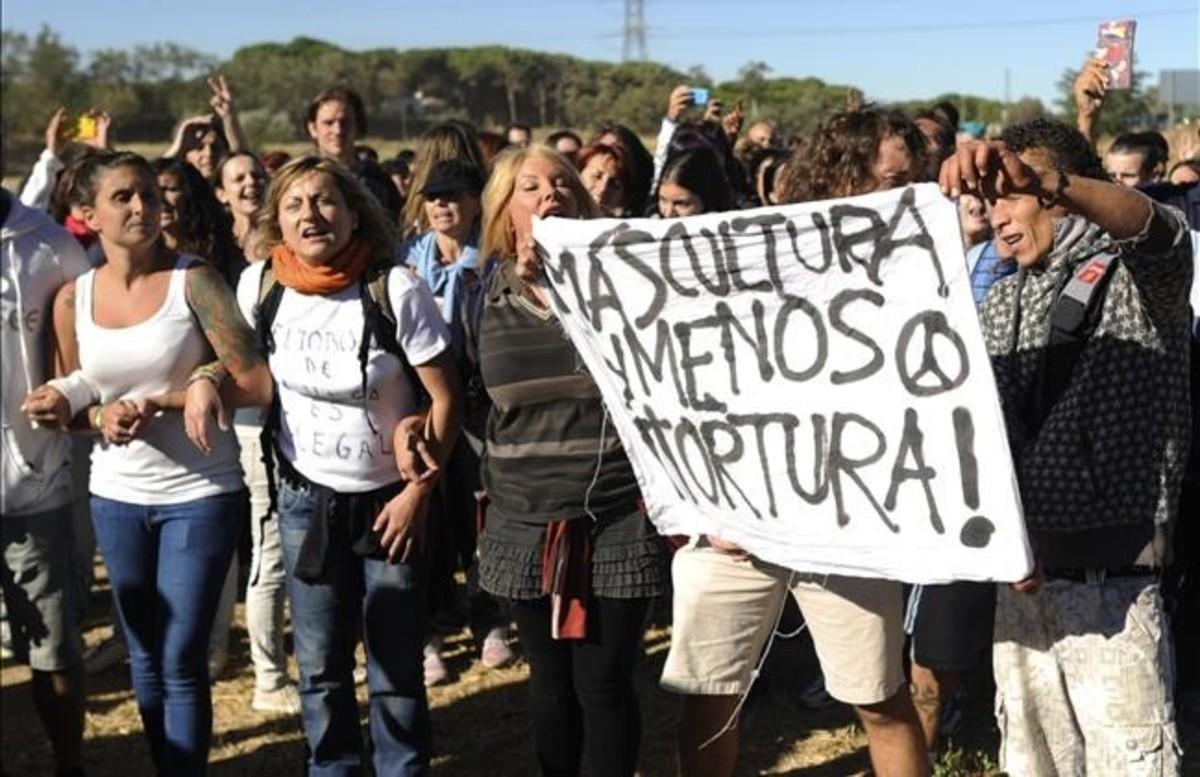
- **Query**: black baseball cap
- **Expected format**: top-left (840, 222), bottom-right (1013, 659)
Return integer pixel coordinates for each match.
top-left (422, 159), bottom-right (484, 198)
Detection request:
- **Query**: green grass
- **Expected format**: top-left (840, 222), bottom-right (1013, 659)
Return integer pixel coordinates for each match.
top-left (933, 742), bottom-right (1001, 777)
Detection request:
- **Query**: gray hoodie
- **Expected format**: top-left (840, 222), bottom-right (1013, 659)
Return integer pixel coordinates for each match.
top-left (1, 190), bottom-right (92, 516)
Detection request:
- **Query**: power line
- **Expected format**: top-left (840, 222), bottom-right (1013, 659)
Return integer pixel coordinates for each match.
top-left (599, 7), bottom-right (1195, 39)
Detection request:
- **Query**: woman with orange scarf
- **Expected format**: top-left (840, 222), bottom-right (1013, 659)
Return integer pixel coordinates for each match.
top-left (233, 155), bottom-right (461, 775)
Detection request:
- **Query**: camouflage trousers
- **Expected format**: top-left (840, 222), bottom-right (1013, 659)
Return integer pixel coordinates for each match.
top-left (993, 577), bottom-right (1182, 776)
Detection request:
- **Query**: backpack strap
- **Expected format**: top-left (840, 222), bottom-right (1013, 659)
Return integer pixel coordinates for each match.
top-left (254, 260), bottom-right (285, 355)
top-left (356, 263), bottom-right (428, 433)
top-left (1025, 251), bottom-right (1119, 431)
top-left (252, 259), bottom-right (286, 511)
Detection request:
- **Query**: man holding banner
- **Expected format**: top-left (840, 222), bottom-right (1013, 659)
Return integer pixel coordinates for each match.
top-left (941, 119), bottom-right (1190, 776)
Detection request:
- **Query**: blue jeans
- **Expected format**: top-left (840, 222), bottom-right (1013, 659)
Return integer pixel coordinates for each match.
top-left (90, 492), bottom-right (241, 777)
top-left (277, 479), bottom-right (430, 777)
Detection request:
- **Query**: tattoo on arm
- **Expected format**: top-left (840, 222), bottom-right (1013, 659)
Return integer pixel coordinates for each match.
top-left (184, 263), bottom-right (264, 375)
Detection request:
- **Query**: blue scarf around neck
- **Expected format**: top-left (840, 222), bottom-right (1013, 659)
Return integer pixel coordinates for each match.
top-left (403, 229), bottom-right (481, 335)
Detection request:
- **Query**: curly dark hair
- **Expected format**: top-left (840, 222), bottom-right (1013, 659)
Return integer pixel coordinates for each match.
top-left (779, 108), bottom-right (927, 203)
top-left (151, 157), bottom-right (241, 284)
top-left (997, 119), bottom-right (1107, 181)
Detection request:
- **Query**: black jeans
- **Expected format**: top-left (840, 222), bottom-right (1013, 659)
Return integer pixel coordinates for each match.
top-left (512, 596), bottom-right (650, 777)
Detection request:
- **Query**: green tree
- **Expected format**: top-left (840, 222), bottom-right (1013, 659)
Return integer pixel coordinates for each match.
top-left (1, 26), bottom-right (84, 135)
top-left (87, 50), bottom-right (141, 125)
top-left (3, 25), bottom-right (1065, 149)
top-left (737, 60), bottom-right (773, 118)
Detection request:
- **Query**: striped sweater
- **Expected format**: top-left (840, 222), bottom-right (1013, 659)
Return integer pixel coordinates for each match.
top-left (475, 260), bottom-right (640, 524)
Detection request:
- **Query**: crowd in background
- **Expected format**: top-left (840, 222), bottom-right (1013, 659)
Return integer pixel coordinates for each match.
top-left (1, 47), bottom-right (1198, 777)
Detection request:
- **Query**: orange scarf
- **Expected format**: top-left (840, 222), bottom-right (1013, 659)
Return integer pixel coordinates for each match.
top-left (270, 238), bottom-right (373, 295)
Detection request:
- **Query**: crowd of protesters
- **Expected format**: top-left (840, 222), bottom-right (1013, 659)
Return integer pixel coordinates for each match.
top-left (1, 47), bottom-right (1197, 777)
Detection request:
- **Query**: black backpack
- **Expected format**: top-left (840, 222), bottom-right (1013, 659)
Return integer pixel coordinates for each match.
top-left (1023, 251), bottom-right (1119, 431)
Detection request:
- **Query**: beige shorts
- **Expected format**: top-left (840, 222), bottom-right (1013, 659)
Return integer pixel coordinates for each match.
top-left (660, 540), bottom-right (905, 706)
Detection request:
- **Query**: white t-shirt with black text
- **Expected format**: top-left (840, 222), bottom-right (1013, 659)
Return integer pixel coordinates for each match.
top-left (236, 263), bottom-right (449, 493)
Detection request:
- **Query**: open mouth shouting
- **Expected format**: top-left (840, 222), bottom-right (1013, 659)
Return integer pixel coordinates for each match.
top-left (300, 223), bottom-right (334, 243)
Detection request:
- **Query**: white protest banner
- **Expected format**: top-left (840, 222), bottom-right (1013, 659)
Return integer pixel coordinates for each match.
top-left (534, 183), bottom-right (1032, 584)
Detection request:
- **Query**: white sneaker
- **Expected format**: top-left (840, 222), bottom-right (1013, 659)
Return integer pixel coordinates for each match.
top-left (252, 684), bottom-right (301, 715)
top-left (423, 639), bottom-right (448, 686)
top-left (480, 627), bottom-right (515, 670)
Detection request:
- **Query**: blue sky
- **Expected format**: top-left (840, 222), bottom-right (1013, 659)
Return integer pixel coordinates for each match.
top-left (2, 0), bottom-right (1197, 107)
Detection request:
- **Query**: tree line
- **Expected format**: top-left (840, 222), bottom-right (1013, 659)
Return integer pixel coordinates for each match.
top-left (1, 25), bottom-right (1162, 151)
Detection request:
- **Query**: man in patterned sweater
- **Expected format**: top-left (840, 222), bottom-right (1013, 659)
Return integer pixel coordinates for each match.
top-left (939, 119), bottom-right (1191, 776)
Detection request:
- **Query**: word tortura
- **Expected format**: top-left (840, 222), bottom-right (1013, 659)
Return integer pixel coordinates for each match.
top-left (543, 187), bottom-right (995, 550)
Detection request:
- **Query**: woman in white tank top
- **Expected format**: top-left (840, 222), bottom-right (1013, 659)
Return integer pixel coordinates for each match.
top-left (24, 150), bottom-right (272, 777)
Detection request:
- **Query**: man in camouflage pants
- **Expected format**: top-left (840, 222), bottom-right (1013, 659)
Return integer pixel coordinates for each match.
top-left (939, 118), bottom-right (1190, 776)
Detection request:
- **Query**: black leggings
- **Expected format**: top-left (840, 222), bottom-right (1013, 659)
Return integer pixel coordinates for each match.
top-left (511, 596), bottom-right (650, 777)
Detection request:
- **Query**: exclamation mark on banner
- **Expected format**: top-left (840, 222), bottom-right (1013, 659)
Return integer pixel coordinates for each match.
top-left (953, 407), bottom-right (994, 548)
top-left (952, 407), bottom-right (979, 509)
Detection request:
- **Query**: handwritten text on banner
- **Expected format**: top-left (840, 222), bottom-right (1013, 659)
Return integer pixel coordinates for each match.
top-left (535, 183), bottom-right (1032, 584)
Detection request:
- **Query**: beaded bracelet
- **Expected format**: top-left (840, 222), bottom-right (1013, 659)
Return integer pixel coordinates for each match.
top-left (186, 361), bottom-right (228, 389)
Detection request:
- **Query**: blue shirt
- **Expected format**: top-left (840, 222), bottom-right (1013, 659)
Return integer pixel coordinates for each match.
top-left (967, 240), bottom-right (1015, 307)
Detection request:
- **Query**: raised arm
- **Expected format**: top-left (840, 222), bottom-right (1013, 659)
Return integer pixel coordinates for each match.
top-left (164, 115), bottom-right (212, 159)
top-left (652, 85), bottom-right (693, 189)
top-left (1073, 58), bottom-right (1108, 145)
top-left (939, 139), bottom-right (1160, 244)
top-left (19, 109), bottom-right (68, 210)
top-left (208, 75), bottom-right (249, 153)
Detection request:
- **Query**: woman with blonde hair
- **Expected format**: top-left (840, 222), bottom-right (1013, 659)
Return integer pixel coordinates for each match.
top-left (471, 145), bottom-right (669, 776)
top-left (236, 154), bottom-right (461, 774)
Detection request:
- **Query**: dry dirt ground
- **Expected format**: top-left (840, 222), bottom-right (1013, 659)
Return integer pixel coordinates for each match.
top-left (3, 563), bottom-right (1197, 776)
